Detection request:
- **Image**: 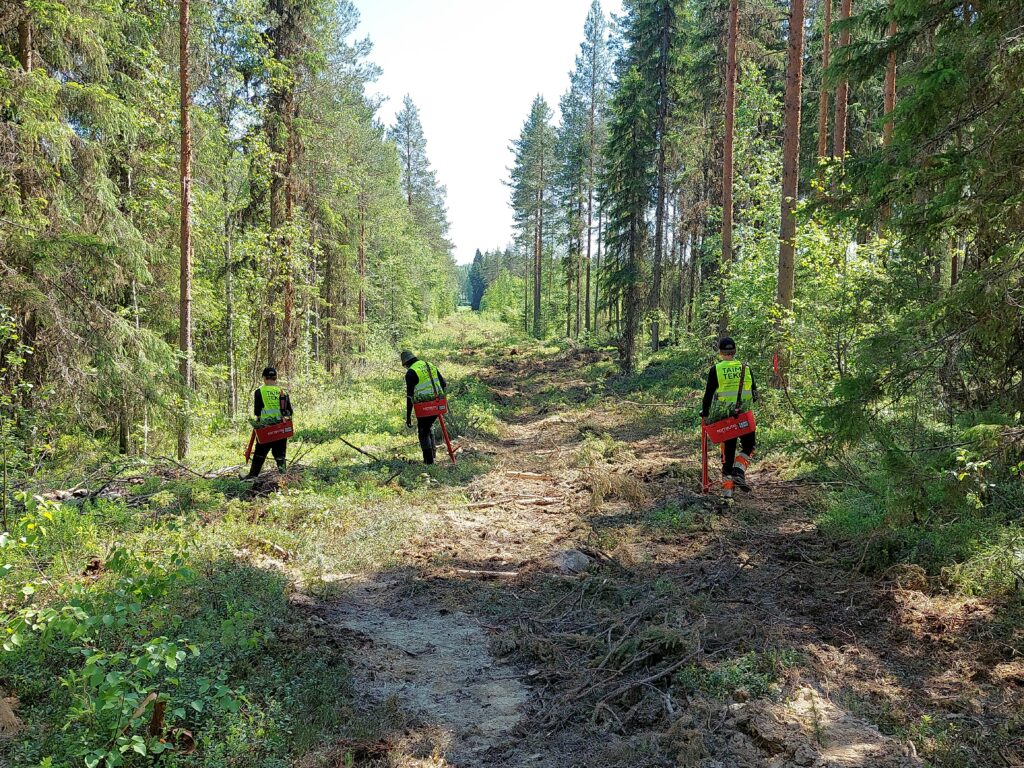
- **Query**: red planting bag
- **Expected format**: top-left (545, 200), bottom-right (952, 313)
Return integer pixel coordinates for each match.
top-left (255, 419), bottom-right (294, 444)
top-left (413, 398), bottom-right (448, 418)
top-left (704, 410), bottom-right (756, 444)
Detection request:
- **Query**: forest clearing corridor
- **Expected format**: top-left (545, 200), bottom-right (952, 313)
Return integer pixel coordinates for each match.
top-left (296, 341), bottom-right (1009, 768)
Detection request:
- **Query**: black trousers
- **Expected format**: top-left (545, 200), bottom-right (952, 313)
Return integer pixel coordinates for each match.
top-left (247, 438), bottom-right (287, 477)
top-left (722, 431), bottom-right (755, 475)
top-left (416, 416), bottom-right (438, 464)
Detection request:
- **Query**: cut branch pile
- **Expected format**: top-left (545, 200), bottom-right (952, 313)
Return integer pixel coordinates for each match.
top-left (494, 571), bottom-right (760, 732)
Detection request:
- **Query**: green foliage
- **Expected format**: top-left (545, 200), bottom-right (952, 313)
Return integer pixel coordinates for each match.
top-left (0, 0), bottom-right (458, 459)
top-left (673, 650), bottom-right (799, 699)
top-left (479, 269), bottom-right (525, 326)
top-left (0, 315), bottom-right (517, 767)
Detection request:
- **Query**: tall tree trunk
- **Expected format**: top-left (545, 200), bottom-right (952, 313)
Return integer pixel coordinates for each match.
top-left (340, 242), bottom-right (350, 354)
top-left (358, 197), bottom-right (367, 354)
top-left (576, 199), bottom-right (582, 337)
top-left (776, 0), bottom-right (806, 385)
top-left (817, 0), bottom-right (832, 158)
top-left (585, 64), bottom-right (598, 336)
top-left (594, 204), bottom-right (603, 334)
top-left (177, 0), bottom-right (193, 460)
top-left (720, 0), bottom-right (739, 337)
top-left (225, 203), bottom-right (237, 418)
top-left (534, 155), bottom-right (544, 338)
top-left (566, 252), bottom-right (573, 339)
top-left (17, 5), bottom-right (31, 72)
top-left (622, 221), bottom-right (642, 374)
top-left (951, 237), bottom-right (960, 287)
top-left (832, 0), bottom-right (852, 158)
top-left (322, 246), bottom-right (335, 373)
top-left (536, 207), bottom-right (544, 335)
top-left (17, 6), bottom-right (33, 202)
top-left (651, 3), bottom-right (673, 352)
top-left (524, 248), bottom-right (530, 333)
top-left (882, 16), bottom-right (897, 147)
top-left (280, 101), bottom-right (297, 378)
top-left (687, 228), bottom-right (700, 327)
top-left (118, 396), bottom-right (131, 455)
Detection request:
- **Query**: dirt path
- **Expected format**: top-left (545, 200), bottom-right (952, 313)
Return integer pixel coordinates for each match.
top-left (316, 346), bottom-right (1020, 767)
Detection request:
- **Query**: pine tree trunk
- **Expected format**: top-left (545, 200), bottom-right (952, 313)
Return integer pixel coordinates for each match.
top-left (651, 3), bottom-right (673, 353)
top-left (281, 100), bottom-right (297, 378)
top-left (524, 250), bottom-right (530, 333)
top-left (687, 228), bottom-right (699, 328)
top-left (566, 245), bottom-right (573, 339)
top-left (622, 221), bottom-right (642, 374)
top-left (775, 0), bottom-right (806, 386)
top-left (225, 205), bottom-right (237, 418)
top-left (534, 154), bottom-right (544, 338)
top-left (595, 205), bottom-right (604, 334)
top-left (817, 0), bottom-right (832, 158)
top-left (951, 238), bottom-right (960, 287)
top-left (882, 16), bottom-right (897, 147)
top-left (177, 0), bottom-right (193, 460)
top-left (339, 234), bottom-right (350, 354)
top-left (575, 201), bottom-right (582, 337)
top-left (17, 5), bottom-right (31, 72)
top-left (119, 396), bottom-right (130, 455)
top-left (585, 58), bottom-right (598, 336)
top-left (358, 197), bottom-right (367, 354)
top-left (720, 0), bottom-right (739, 337)
top-left (832, 0), bottom-right (852, 159)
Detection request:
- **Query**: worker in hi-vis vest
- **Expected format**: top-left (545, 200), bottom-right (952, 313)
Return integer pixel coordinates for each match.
top-left (244, 366), bottom-right (293, 479)
top-left (700, 337), bottom-right (758, 499)
top-left (401, 350), bottom-right (447, 465)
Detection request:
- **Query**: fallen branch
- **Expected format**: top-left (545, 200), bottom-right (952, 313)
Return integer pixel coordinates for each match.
top-left (147, 454), bottom-right (206, 479)
top-left (516, 496), bottom-right (562, 506)
top-left (595, 651), bottom-right (700, 709)
top-left (451, 568), bottom-right (520, 578)
top-left (339, 437), bottom-right (382, 462)
top-left (506, 471), bottom-right (558, 481)
top-left (463, 498), bottom-right (512, 510)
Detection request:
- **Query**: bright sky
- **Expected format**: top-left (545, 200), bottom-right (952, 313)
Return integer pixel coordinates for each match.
top-left (355, 0), bottom-right (622, 265)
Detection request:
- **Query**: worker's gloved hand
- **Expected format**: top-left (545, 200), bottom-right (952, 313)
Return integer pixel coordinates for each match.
top-left (700, 411), bottom-right (708, 420)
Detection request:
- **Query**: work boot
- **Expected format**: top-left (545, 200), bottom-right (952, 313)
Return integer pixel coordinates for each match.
top-left (722, 476), bottom-right (735, 500)
top-left (733, 453), bottom-right (752, 492)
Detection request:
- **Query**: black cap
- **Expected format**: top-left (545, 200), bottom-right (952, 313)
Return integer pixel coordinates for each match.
top-left (718, 337), bottom-right (736, 352)
top-left (262, 366), bottom-right (277, 378)
top-left (400, 350), bottom-right (415, 365)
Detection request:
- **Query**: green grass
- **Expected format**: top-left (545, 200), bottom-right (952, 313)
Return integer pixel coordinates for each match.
top-left (0, 313), bottom-right (522, 768)
top-left (672, 649), bottom-right (801, 699)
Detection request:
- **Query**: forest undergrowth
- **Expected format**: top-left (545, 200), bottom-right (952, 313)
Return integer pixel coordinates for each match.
top-left (2, 312), bottom-right (1023, 768)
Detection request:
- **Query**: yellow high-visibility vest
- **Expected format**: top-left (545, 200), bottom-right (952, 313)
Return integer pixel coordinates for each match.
top-left (259, 385), bottom-right (285, 420)
top-left (410, 361), bottom-right (444, 403)
top-left (714, 360), bottom-right (752, 406)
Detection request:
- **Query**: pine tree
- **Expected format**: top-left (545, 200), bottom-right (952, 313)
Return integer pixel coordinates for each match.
top-left (178, 0), bottom-right (193, 459)
top-left (817, 0), bottom-right (833, 158)
top-left (832, 0), bottom-right (853, 158)
top-left (775, 0), bottom-right (806, 384)
top-left (720, 0), bottom-right (739, 335)
top-left (509, 96), bottom-right (556, 338)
